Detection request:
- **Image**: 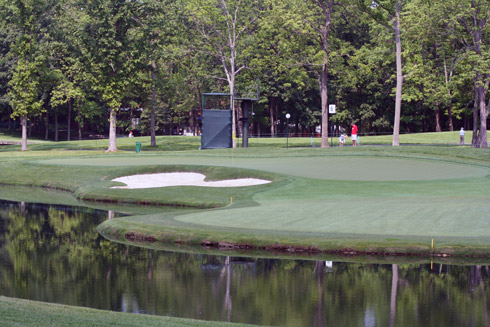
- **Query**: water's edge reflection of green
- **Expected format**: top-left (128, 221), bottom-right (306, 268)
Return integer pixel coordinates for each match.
top-left (0, 187), bottom-right (489, 326)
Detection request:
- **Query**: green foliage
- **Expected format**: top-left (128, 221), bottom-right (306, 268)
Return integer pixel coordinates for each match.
top-left (74, 0), bottom-right (145, 113)
top-left (0, 0), bottom-right (488, 144)
top-left (6, 0), bottom-right (51, 120)
top-left (8, 56), bottom-right (44, 119)
top-left (0, 21), bottom-right (17, 116)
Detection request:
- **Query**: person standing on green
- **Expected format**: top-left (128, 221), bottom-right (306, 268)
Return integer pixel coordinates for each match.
top-left (459, 127), bottom-right (465, 145)
top-left (351, 123), bottom-right (358, 147)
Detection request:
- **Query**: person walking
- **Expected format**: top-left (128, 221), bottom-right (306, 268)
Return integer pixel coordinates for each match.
top-left (459, 127), bottom-right (465, 145)
top-left (351, 123), bottom-right (358, 147)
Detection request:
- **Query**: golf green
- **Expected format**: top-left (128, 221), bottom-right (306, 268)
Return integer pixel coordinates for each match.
top-left (41, 154), bottom-right (490, 250)
top-left (39, 155), bottom-right (489, 181)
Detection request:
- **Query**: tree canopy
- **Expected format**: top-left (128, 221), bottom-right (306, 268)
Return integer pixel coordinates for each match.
top-left (0, 0), bottom-right (488, 149)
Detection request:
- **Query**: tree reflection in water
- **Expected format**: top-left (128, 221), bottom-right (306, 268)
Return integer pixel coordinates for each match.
top-left (0, 199), bottom-right (488, 326)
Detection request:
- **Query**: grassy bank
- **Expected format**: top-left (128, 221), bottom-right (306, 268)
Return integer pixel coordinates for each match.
top-left (0, 134), bottom-right (489, 259)
top-left (0, 296), bottom-right (260, 327)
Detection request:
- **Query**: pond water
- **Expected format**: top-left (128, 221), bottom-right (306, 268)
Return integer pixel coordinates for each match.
top-left (0, 199), bottom-right (489, 326)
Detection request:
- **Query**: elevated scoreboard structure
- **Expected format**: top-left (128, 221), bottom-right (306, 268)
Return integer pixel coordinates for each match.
top-left (201, 93), bottom-right (233, 149)
top-left (201, 83), bottom-right (259, 149)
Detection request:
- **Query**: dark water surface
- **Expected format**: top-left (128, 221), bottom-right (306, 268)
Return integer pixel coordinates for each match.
top-left (0, 199), bottom-right (489, 326)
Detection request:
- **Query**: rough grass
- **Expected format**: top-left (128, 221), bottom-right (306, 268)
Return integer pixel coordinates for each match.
top-left (0, 296), bottom-right (260, 327)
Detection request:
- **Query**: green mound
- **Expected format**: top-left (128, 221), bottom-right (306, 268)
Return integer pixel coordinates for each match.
top-left (39, 154), bottom-right (489, 181)
top-left (3, 147), bottom-right (489, 257)
top-left (92, 154), bottom-right (490, 257)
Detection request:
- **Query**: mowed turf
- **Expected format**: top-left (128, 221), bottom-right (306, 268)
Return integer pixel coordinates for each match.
top-left (42, 153), bottom-right (490, 253)
top-left (39, 154), bottom-right (488, 180)
top-left (0, 296), bottom-right (258, 327)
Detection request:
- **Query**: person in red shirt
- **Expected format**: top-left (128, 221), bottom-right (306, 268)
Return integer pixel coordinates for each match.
top-left (351, 123), bottom-right (358, 147)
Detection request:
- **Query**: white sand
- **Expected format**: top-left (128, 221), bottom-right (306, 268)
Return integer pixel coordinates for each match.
top-left (111, 172), bottom-right (271, 189)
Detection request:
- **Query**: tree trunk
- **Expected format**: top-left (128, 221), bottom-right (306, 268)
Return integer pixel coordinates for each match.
top-left (67, 98), bottom-right (72, 141)
top-left (443, 58), bottom-right (454, 131)
top-left (392, 0), bottom-right (403, 146)
top-left (45, 112), bottom-right (49, 140)
top-left (317, 0), bottom-right (334, 148)
top-left (468, 3), bottom-right (487, 148)
top-left (230, 81), bottom-right (236, 148)
top-left (269, 97), bottom-right (275, 137)
top-left (320, 62), bottom-right (329, 148)
top-left (197, 86), bottom-right (202, 136)
top-left (78, 110), bottom-right (82, 140)
top-left (435, 108), bottom-right (441, 132)
top-left (477, 83), bottom-right (487, 148)
top-left (447, 100), bottom-right (454, 131)
top-left (7, 106), bottom-right (12, 131)
top-left (21, 116), bottom-right (28, 151)
top-left (237, 104), bottom-right (243, 138)
top-left (107, 109), bottom-right (118, 152)
top-left (55, 113), bottom-right (59, 142)
top-left (150, 61), bottom-right (157, 147)
top-left (275, 101), bottom-right (279, 136)
top-left (472, 81), bottom-right (480, 147)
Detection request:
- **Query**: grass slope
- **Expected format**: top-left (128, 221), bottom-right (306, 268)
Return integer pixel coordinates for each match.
top-left (0, 296), bottom-right (259, 327)
top-left (0, 135), bottom-right (489, 257)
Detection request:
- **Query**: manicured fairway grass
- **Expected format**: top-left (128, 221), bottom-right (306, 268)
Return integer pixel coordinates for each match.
top-left (0, 130), bottom-right (486, 152)
top-left (92, 151), bottom-right (489, 257)
top-left (42, 154), bottom-right (489, 180)
top-left (0, 133), bottom-right (489, 257)
top-left (0, 296), bottom-right (259, 327)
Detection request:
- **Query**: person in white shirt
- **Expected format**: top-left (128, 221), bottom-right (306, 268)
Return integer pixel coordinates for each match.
top-left (459, 127), bottom-right (465, 145)
top-left (339, 133), bottom-right (346, 147)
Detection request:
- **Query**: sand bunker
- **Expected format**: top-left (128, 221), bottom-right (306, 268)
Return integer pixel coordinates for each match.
top-left (111, 172), bottom-right (271, 189)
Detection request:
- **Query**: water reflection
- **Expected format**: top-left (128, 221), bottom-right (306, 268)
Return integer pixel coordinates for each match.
top-left (0, 199), bottom-right (489, 326)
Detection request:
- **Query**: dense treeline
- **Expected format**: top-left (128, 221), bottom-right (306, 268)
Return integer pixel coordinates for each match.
top-left (0, 0), bottom-right (488, 150)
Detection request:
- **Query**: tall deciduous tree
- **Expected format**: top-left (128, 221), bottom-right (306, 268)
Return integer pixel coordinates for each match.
top-left (0, 15), bottom-right (18, 131)
top-left (304, 0), bottom-right (337, 148)
top-left (359, 0), bottom-right (406, 146)
top-left (446, 0), bottom-right (489, 148)
top-left (47, 0), bottom-right (87, 141)
top-left (403, 0), bottom-right (470, 133)
top-left (5, 0), bottom-right (53, 150)
top-left (186, 0), bottom-right (258, 148)
top-left (249, 0), bottom-right (311, 137)
top-left (78, 0), bottom-right (142, 152)
top-left (135, 0), bottom-right (186, 146)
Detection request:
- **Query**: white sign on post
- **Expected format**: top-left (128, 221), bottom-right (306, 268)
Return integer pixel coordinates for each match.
top-left (328, 104), bottom-right (336, 114)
